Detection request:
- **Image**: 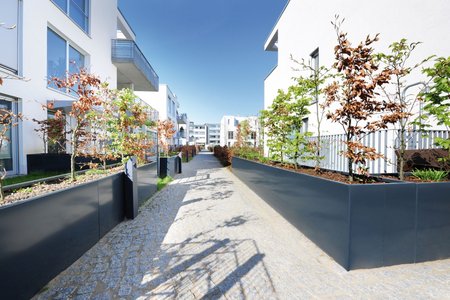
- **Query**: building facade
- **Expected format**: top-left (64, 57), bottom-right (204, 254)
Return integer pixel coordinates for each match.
top-left (136, 84), bottom-right (180, 146)
top-left (0, 0), bottom-right (159, 174)
top-left (220, 116), bottom-right (259, 147)
top-left (264, 0), bottom-right (450, 137)
top-left (177, 113), bottom-right (190, 146)
top-left (192, 124), bottom-right (207, 147)
top-left (206, 123), bottom-right (220, 147)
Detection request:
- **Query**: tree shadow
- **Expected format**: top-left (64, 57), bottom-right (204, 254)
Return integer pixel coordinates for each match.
top-left (34, 152), bottom-right (277, 299)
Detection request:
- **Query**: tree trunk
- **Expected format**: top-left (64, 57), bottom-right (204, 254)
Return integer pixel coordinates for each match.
top-left (399, 126), bottom-right (406, 181)
top-left (315, 99), bottom-right (322, 171)
top-left (0, 179), bottom-right (4, 203)
top-left (70, 127), bottom-right (78, 181)
top-left (348, 158), bottom-right (353, 182)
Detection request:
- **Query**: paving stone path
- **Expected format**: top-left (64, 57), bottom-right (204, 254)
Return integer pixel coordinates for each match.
top-left (33, 152), bottom-right (450, 299)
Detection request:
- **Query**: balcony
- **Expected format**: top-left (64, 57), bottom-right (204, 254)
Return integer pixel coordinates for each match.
top-left (112, 39), bottom-right (159, 91)
top-left (177, 113), bottom-right (188, 124)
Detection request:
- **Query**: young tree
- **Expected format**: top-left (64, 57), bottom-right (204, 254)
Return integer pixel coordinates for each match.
top-left (420, 56), bottom-right (450, 164)
top-left (235, 119), bottom-right (251, 148)
top-left (374, 39), bottom-right (432, 180)
top-left (157, 119), bottom-right (176, 157)
top-left (291, 57), bottom-right (332, 171)
top-left (260, 90), bottom-right (293, 163)
top-left (260, 82), bottom-right (312, 167)
top-left (104, 88), bottom-right (156, 164)
top-left (324, 17), bottom-right (402, 181)
top-left (32, 116), bottom-right (66, 154)
top-left (50, 69), bottom-right (102, 181)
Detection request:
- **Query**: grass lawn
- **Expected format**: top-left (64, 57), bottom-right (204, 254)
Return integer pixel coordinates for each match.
top-left (4, 171), bottom-right (65, 186)
top-left (157, 176), bottom-right (173, 191)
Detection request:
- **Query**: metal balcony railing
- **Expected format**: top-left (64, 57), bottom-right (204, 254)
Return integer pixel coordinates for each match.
top-left (112, 39), bottom-right (159, 90)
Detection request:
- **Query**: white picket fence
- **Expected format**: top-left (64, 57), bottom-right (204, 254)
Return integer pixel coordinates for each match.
top-left (300, 129), bottom-right (450, 174)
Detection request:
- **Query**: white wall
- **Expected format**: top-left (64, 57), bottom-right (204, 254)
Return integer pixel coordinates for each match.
top-left (0, 0), bottom-right (119, 174)
top-left (264, 0), bottom-right (450, 137)
top-left (220, 116), bottom-right (259, 147)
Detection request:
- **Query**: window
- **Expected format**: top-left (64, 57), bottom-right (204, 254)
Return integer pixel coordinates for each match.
top-left (47, 29), bottom-right (66, 84)
top-left (69, 45), bottom-right (85, 74)
top-left (301, 118), bottom-right (309, 133)
top-left (310, 48), bottom-right (319, 104)
top-left (228, 131), bottom-right (234, 139)
top-left (52, 0), bottom-right (90, 33)
top-left (250, 132), bottom-right (256, 140)
top-left (47, 28), bottom-right (85, 88)
top-left (0, 0), bottom-right (19, 73)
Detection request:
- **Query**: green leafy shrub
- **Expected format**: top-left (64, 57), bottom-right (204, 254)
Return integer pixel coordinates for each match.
top-left (411, 169), bottom-right (449, 181)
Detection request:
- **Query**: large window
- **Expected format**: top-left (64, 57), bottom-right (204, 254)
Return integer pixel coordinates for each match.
top-left (0, 0), bottom-right (19, 73)
top-left (228, 131), bottom-right (234, 139)
top-left (52, 0), bottom-right (90, 33)
top-left (47, 28), bottom-right (85, 88)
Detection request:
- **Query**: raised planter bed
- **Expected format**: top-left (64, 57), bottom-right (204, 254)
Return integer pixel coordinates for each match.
top-left (0, 173), bottom-right (124, 300)
top-left (159, 155), bottom-right (182, 178)
top-left (137, 162), bottom-right (158, 207)
top-left (0, 158), bottom-right (160, 299)
top-left (231, 156), bottom-right (450, 270)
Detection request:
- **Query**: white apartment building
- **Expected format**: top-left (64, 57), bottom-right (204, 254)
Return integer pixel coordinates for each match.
top-left (191, 124), bottom-right (207, 147)
top-left (263, 0), bottom-right (450, 173)
top-left (220, 116), bottom-right (259, 147)
top-left (136, 84), bottom-right (179, 146)
top-left (264, 0), bottom-right (450, 137)
top-left (177, 113), bottom-right (189, 146)
top-left (0, 0), bottom-right (159, 174)
top-left (206, 123), bottom-right (220, 147)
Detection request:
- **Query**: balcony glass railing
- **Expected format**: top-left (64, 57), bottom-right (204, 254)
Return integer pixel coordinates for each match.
top-left (112, 39), bottom-right (159, 90)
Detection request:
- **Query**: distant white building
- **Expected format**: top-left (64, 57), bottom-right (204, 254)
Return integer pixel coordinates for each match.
top-left (0, 0), bottom-right (159, 174)
top-left (220, 116), bottom-right (259, 147)
top-left (136, 84), bottom-right (179, 146)
top-left (206, 123), bottom-right (220, 147)
top-left (192, 124), bottom-right (207, 147)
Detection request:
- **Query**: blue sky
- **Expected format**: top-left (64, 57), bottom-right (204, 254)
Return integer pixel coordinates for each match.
top-left (118, 0), bottom-right (287, 124)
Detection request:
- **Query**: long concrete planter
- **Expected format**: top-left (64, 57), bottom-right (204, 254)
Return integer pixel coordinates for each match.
top-left (231, 156), bottom-right (450, 270)
top-left (0, 173), bottom-right (124, 299)
top-left (159, 155), bottom-right (182, 178)
top-left (0, 159), bottom-right (160, 299)
top-left (137, 162), bottom-right (158, 207)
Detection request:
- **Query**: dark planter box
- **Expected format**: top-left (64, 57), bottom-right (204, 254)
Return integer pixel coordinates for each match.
top-left (27, 153), bottom-right (120, 173)
top-left (159, 157), bottom-right (168, 178)
top-left (159, 155), bottom-right (179, 178)
top-left (0, 173), bottom-right (125, 300)
top-left (231, 157), bottom-right (450, 270)
top-left (137, 162), bottom-right (158, 207)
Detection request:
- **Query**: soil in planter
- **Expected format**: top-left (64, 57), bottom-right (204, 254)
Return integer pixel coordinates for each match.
top-left (0, 167), bottom-right (123, 206)
top-left (381, 174), bottom-right (450, 183)
top-left (265, 160), bottom-right (384, 184)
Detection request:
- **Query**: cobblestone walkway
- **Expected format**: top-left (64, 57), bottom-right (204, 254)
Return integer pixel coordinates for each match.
top-left (34, 152), bottom-right (450, 299)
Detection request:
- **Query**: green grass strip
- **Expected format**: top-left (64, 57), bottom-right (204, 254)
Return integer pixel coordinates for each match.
top-left (157, 176), bottom-right (173, 191)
